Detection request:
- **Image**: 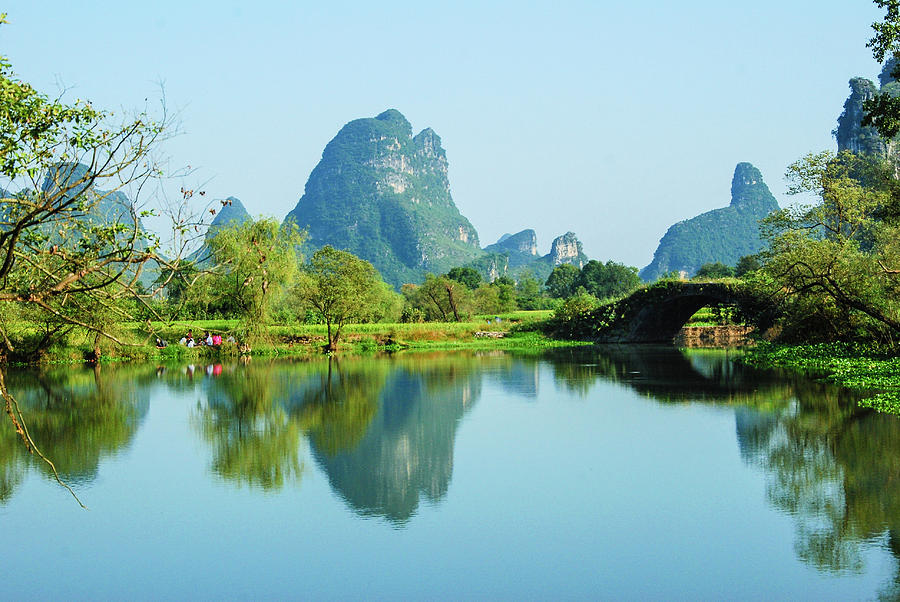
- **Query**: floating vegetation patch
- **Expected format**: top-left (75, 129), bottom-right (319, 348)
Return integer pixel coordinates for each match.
top-left (739, 342), bottom-right (900, 414)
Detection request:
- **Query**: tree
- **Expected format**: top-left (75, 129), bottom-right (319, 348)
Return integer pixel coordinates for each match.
top-left (154, 259), bottom-right (199, 311)
top-left (864, 0), bottom-right (900, 138)
top-left (0, 14), bottom-right (179, 498)
top-left (491, 277), bottom-right (518, 312)
top-left (577, 260), bottom-right (641, 300)
top-left (544, 263), bottom-right (581, 298)
top-left (470, 278), bottom-right (517, 314)
top-left (515, 272), bottom-right (544, 310)
top-left (446, 266), bottom-right (483, 290)
top-left (414, 274), bottom-right (474, 322)
top-left (694, 261), bottom-right (735, 279)
top-left (759, 151), bottom-right (900, 340)
top-left (735, 255), bottom-right (761, 278)
top-left (295, 246), bottom-right (393, 351)
top-left (191, 219), bottom-right (304, 335)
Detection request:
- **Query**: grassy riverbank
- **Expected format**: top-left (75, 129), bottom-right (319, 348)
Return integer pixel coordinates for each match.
top-left (10, 310), bottom-right (592, 365)
top-left (739, 342), bottom-right (900, 414)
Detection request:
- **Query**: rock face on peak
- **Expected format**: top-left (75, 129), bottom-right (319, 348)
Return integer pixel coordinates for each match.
top-left (284, 109), bottom-right (482, 286)
top-left (548, 232), bottom-right (585, 265)
top-left (879, 57), bottom-right (899, 88)
top-left (476, 230), bottom-right (588, 283)
top-left (729, 163), bottom-right (776, 210)
top-left (835, 77), bottom-right (888, 156)
top-left (835, 60), bottom-right (900, 157)
top-left (639, 163), bottom-right (779, 281)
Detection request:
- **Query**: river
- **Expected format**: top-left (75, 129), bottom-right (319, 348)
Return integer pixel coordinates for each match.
top-left (1, 347), bottom-right (897, 600)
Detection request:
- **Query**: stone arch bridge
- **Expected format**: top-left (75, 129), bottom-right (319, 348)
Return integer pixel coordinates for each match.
top-left (588, 282), bottom-right (778, 343)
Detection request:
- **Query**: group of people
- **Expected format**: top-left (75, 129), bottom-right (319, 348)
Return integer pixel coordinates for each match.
top-left (177, 330), bottom-right (234, 348)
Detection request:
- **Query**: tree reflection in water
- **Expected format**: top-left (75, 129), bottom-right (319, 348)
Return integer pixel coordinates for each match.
top-left (735, 385), bottom-right (900, 595)
top-left (3, 347), bottom-right (900, 593)
top-left (540, 345), bottom-right (900, 593)
top-left (193, 363), bottom-right (306, 490)
top-left (187, 353), bottom-right (484, 525)
top-left (188, 357), bottom-right (391, 492)
top-left (0, 363), bottom-right (151, 500)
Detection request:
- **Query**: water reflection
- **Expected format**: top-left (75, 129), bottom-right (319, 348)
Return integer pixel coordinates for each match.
top-left (542, 345), bottom-right (795, 405)
top-left (735, 385), bottom-right (900, 593)
top-left (192, 354), bottom-right (479, 525)
top-left (1, 363), bottom-right (150, 497)
top-left (310, 354), bottom-right (480, 525)
top-left (193, 363), bottom-right (307, 490)
top-left (188, 358), bottom-right (389, 491)
top-left (2, 347), bottom-right (900, 587)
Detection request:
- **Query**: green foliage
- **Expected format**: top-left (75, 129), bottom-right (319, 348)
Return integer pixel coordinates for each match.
top-left (188, 219), bottom-right (304, 338)
top-left (402, 274), bottom-right (474, 322)
top-left (734, 255), bottom-right (761, 277)
top-left (546, 293), bottom-right (601, 338)
top-left (295, 246), bottom-right (397, 350)
top-left (446, 266), bottom-right (483, 290)
top-left (758, 151), bottom-right (900, 342)
top-left (544, 263), bottom-right (581, 298)
top-left (401, 272), bottom-right (523, 321)
top-left (514, 272), bottom-right (546, 310)
top-left (694, 261), bottom-right (735, 279)
top-left (154, 260), bottom-right (199, 312)
top-left (740, 342), bottom-right (900, 414)
top-left (577, 260), bottom-right (642, 299)
top-left (863, 1), bottom-right (900, 138)
top-left (0, 18), bottom-right (173, 365)
top-left (492, 279), bottom-right (518, 313)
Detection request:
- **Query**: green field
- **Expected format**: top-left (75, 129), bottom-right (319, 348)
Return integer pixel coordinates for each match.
top-left (9, 310), bottom-right (580, 364)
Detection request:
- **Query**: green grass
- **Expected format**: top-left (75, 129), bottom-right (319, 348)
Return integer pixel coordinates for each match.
top-left (683, 306), bottom-right (745, 327)
top-left (8, 310), bottom-right (575, 364)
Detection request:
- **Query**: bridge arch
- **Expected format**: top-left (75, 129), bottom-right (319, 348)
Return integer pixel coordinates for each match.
top-left (592, 282), bottom-right (776, 344)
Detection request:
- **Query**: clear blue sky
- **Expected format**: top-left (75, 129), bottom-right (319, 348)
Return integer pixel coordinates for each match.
top-left (1, 1), bottom-right (886, 269)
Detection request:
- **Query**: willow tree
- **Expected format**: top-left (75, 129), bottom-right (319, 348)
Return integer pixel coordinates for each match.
top-left (192, 219), bottom-right (304, 338)
top-left (0, 14), bottom-right (175, 499)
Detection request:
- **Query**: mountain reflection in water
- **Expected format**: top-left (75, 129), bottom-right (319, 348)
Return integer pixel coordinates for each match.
top-left (1, 347), bottom-right (900, 590)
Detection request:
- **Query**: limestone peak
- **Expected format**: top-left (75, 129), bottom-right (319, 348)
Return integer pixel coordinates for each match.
top-left (730, 162), bottom-right (777, 209)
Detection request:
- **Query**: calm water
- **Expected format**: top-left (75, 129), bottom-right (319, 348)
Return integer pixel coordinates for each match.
top-left (1, 347), bottom-right (899, 600)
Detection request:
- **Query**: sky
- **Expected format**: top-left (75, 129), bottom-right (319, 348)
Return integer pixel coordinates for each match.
top-left (1, 1), bottom-right (888, 269)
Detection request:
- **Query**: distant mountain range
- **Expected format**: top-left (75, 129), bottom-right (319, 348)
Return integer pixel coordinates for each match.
top-left (45, 110), bottom-right (795, 289)
top-left (42, 63), bottom-right (900, 291)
